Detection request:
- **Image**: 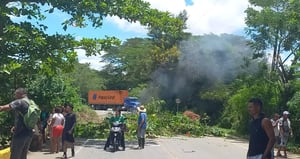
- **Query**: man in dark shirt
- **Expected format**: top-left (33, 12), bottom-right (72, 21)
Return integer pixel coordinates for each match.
top-left (62, 103), bottom-right (76, 159)
top-left (247, 98), bottom-right (275, 159)
top-left (0, 88), bottom-right (33, 159)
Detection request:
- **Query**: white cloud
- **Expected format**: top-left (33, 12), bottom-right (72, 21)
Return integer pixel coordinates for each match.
top-left (106, 16), bottom-right (148, 34)
top-left (76, 49), bottom-right (107, 70)
top-left (109, 0), bottom-right (249, 35)
top-left (184, 0), bottom-right (248, 35)
top-left (145, 0), bottom-right (186, 14)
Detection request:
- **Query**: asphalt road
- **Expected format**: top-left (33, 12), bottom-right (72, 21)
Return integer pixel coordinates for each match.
top-left (26, 110), bottom-right (300, 159)
top-left (27, 136), bottom-right (300, 159)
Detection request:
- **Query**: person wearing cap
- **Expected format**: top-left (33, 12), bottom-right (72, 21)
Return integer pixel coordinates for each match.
top-left (137, 105), bottom-right (147, 149)
top-left (247, 98), bottom-right (275, 159)
top-left (277, 111), bottom-right (293, 158)
top-left (62, 103), bottom-right (76, 159)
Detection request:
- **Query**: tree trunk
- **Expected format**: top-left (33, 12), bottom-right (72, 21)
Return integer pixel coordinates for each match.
top-left (271, 36), bottom-right (279, 71)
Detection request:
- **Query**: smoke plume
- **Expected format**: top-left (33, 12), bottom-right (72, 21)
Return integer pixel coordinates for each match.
top-left (141, 34), bottom-right (258, 107)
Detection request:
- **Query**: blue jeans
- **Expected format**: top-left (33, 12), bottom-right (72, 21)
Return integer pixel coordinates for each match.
top-left (10, 134), bottom-right (33, 159)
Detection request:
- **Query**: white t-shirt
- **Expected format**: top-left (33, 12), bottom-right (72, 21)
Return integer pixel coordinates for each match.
top-left (279, 117), bottom-right (291, 135)
top-left (52, 113), bottom-right (65, 127)
top-left (271, 119), bottom-right (280, 136)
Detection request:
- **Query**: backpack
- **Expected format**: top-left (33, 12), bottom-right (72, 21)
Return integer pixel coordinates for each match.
top-left (19, 98), bottom-right (41, 129)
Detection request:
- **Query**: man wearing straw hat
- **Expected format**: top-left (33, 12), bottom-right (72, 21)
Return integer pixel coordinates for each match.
top-left (137, 105), bottom-right (147, 149)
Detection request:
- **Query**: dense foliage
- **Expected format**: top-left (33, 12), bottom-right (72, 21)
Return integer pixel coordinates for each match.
top-left (74, 111), bottom-right (227, 140)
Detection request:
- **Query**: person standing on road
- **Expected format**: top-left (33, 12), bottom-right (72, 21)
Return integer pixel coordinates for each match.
top-left (247, 98), bottom-right (275, 159)
top-left (270, 113), bottom-right (280, 157)
top-left (50, 106), bottom-right (64, 153)
top-left (40, 110), bottom-right (49, 144)
top-left (47, 108), bottom-right (55, 140)
top-left (137, 105), bottom-right (147, 149)
top-left (277, 111), bottom-right (293, 158)
top-left (271, 113), bottom-right (281, 145)
top-left (62, 103), bottom-right (76, 159)
top-left (0, 88), bottom-right (34, 159)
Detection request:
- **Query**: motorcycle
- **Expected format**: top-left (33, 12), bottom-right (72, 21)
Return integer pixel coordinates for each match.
top-left (110, 122), bottom-right (122, 152)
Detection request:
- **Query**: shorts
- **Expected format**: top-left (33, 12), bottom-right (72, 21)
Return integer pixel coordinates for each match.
top-left (275, 136), bottom-right (281, 146)
top-left (52, 125), bottom-right (63, 137)
top-left (247, 154), bottom-right (262, 159)
top-left (280, 135), bottom-right (289, 147)
top-left (62, 132), bottom-right (75, 143)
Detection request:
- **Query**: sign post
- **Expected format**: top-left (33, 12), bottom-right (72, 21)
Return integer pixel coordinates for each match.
top-left (175, 98), bottom-right (181, 114)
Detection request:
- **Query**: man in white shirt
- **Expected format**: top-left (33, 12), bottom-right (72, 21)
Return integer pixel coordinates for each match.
top-left (270, 113), bottom-right (280, 146)
top-left (277, 111), bottom-right (293, 158)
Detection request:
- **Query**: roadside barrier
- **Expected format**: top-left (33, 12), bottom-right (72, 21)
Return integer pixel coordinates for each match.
top-left (0, 148), bottom-right (10, 159)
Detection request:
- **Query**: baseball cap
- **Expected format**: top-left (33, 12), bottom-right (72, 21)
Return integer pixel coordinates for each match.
top-left (283, 111), bottom-right (289, 115)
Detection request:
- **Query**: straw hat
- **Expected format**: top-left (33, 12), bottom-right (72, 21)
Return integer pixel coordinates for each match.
top-left (137, 105), bottom-right (146, 113)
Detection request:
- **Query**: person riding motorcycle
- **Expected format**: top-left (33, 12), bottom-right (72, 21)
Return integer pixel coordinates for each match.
top-left (104, 109), bottom-right (126, 151)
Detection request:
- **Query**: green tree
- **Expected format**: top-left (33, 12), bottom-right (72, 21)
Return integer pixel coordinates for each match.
top-left (148, 10), bottom-right (190, 67)
top-left (221, 65), bottom-right (281, 134)
top-left (287, 91), bottom-right (300, 143)
top-left (101, 38), bottom-right (155, 89)
top-left (245, 0), bottom-right (300, 113)
top-left (245, 0), bottom-right (300, 83)
top-left (27, 74), bottom-right (81, 111)
top-left (68, 62), bottom-right (106, 102)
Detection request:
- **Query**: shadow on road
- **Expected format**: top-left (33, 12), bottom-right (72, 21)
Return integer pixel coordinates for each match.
top-left (79, 139), bottom-right (159, 151)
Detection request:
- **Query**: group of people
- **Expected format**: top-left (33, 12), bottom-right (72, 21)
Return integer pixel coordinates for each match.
top-left (247, 98), bottom-right (293, 159)
top-left (271, 111), bottom-right (293, 158)
top-left (0, 88), bottom-right (76, 159)
top-left (104, 105), bottom-right (148, 151)
top-left (0, 87), bottom-right (148, 159)
top-left (46, 104), bottom-right (77, 159)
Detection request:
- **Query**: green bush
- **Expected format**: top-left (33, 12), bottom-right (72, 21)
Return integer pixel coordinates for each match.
top-left (0, 112), bottom-right (12, 149)
top-left (287, 91), bottom-right (300, 144)
top-left (75, 122), bottom-right (110, 139)
top-left (73, 111), bottom-right (227, 140)
top-left (144, 98), bottom-right (165, 115)
top-left (123, 112), bottom-right (219, 138)
top-left (221, 78), bottom-right (280, 134)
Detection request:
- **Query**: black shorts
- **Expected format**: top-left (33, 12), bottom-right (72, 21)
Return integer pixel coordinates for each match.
top-left (62, 132), bottom-right (75, 143)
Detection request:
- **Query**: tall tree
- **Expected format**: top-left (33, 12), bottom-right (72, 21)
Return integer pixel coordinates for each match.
top-left (68, 62), bottom-right (106, 101)
top-left (245, 0), bottom-right (300, 83)
top-left (148, 10), bottom-right (190, 67)
top-left (101, 38), bottom-right (154, 89)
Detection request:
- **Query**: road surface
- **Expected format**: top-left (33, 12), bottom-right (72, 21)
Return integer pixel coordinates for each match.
top-left (27, 136), bottom-right (300, 159)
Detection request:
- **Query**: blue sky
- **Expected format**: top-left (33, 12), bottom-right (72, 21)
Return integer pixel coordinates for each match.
top-left (31, 6), bottom-right (148, 41)
top-left (10, 0), bottom-right (250, 70)
top-left (27, 0), bottom-right (248, 41)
